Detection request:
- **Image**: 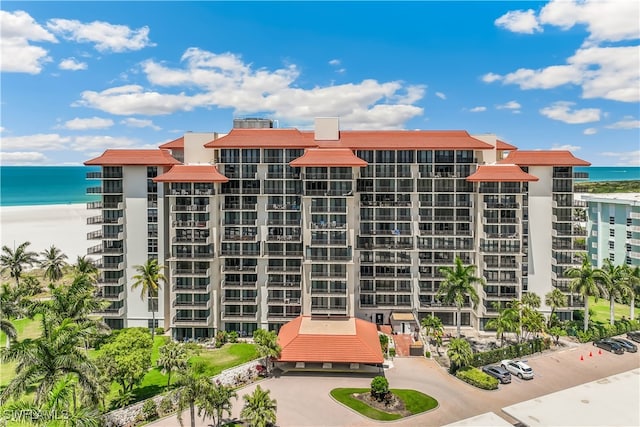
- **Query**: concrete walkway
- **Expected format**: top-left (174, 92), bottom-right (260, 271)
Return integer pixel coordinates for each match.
top-left (391, 334), bottom-right (412, 357)
top-left (149, 339), bottom-right (640, 427)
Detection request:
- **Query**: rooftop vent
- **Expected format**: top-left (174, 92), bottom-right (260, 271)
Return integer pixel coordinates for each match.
top-left (233, 118), bottom-right (274, 129)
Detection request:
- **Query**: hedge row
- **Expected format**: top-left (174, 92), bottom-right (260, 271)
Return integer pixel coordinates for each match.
top-left (455, 366), bottom-right (499, 390)
top-left (470, 338), bottom-right (551, 368)
top-left (573, 319), bottom-right (640, 343)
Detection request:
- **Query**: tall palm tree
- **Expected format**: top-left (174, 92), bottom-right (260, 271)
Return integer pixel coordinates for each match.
top-left (485, 302), bottom-right (518, 347)
top-left (436, 257), bottom-right (484, 338)
top-left (158, 341), bottom-right (189, 389)
top-left (446, 337), bottom-right (473, 374)
top-left (174, 362), bottom-right (210, 427)
top-left (565, 253), bottom-right (607, 332)
top-left (198, 382), bottom-right (238, 427)
top-left (545, 288), bottom-right (568, 327)
top-left (600, 259), bottom-right (630, 325)
top-left (521, 292), bottom-right (541, 309)
top-left (132, 259), bottom-right (166, 341)
top-left (0, 241), bottom-right (38, 286)
top-left (1, 283), bottom-right (24, 348)
top-left (39, 245), bottom-right (68, 283)
top-left (240, 385), bottom-right (277, 427)
top-left (252, 329), bottom-right (281, 375)
top-left (421, 315), bottom-right (444, 354)
top-left (74, 255), bottom-right (98, 277)
top-left (624, 265), bottom-right (640, 320)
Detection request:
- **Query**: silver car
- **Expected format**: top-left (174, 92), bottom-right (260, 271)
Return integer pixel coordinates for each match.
top-left (500, 359), bottom-right (534, 380)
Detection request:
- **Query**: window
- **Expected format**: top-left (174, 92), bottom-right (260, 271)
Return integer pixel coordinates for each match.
top-left (628, 231), bottom-right (633, 239)
top-left (609, 241), bottom-right (615, 249)
top-left (147, 319), bottom-right (159, 328)
top-left (627, 218), bottom-right (633, 226)
top-left (609, 253), bottom-right (615, 262)
top-left (609, 216), bottom-right (615, 225)
top-left (610, 229), bottom-right (615, 237)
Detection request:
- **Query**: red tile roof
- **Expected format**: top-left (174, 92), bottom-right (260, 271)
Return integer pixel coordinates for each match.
top-left (159, 137), bottom-right (184, 149)
top-left (203, 128), bottom-right (496, 150)
top-left (153, 165), bottom-right (228, 183)
top-left (500, 150), bottom-right (591, 166)
top-left (277, 316), bottom-right (384, 364)
top-left (467, 164), bottom-right (539, 182)
top-left (289, 148), bottom-right (368, 167)
top-left (85, 149), bottom-right (180, 166)
top-left (203, 129), bottom-right (317, 148)
top-left (496, 139), bottom-right (517, 150)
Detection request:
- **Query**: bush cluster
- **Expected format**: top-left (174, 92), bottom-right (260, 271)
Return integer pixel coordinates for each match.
top-left (470, 338), bottom-right (550, 367)
top-left (455, 366), bottom-right (498, 390)
top-left (574, 319), bottom-right (640, 343)
top-left (370, 376), bottom-right (390, 401)
top-left (141, 399), bottom-right (158, 422)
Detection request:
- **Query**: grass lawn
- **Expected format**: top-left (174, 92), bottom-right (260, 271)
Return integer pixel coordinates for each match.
top-left (588, 296), bottom-right (631, 324)
top-left (330, 388), bottom-right (438, 421)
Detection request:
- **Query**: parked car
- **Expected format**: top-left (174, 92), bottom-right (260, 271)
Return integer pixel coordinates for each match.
top-left (627, 331), bottom-right (640, 343)
top-left (593, 339), bottom-right (625, 354)
top-left (609, 337), bottom-right (638, 353)
top-left (500, 359), bottom-right (534, 380)
top-left (482, 365), bottom-right (512, 384)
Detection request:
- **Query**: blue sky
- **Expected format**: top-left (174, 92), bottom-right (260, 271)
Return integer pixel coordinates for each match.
top-left (1, 1), bottom-right (638, 166)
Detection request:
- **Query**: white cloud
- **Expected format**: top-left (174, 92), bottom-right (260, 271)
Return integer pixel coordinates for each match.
top-left (46, 18), bottom-right (155, 52)
top-left (0, 151), bottom-right (48, 164)
top-left (0, 133), bottom-right (138, 152)
top-left (76, 47), bottom-right (426, 128)
top-left (0, 126), bottom-right (5, 133)
top-left (121, 118), bottom-right (161, 130)
top-left (583, 127), bottom-right (598, 135)
top-left (59, 57), bottom-right (87, 71)
top-left (600, 150), bottom-right (640, 166)
top-left (329, 59), bottom-right (340, 66)
top-left (62, 117), bottom-right (114, 130)
top-left (495, 9), bottom-right (541, 34)
top-left (606, 118), bottom-right (640, 129)
top-left (486, 1), bottom-right (640, 103)
top-left (539, 0), bottom-right (640, 43)
top-left (469, 106), bottom-right (487, 113)
top-left (72, 135), bottom-right (139, 151)
top-left (539, 101), bottom-right (601, 124)
top-left (435, 92), bottom-right (446, 100)
top-left (551, 144), bottom-right (581, 152)
top-left (496, 101), bottom-right (521, 110)
top-left (0, 10), bottom-right (57, 73)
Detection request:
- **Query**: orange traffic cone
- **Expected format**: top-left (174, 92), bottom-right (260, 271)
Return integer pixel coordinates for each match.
top-left (580, 355), bottom-right (584, 361)
top-left (598, 349), bottom-right (602, 355)
top-left (589, 351), bottom-right (593, 357)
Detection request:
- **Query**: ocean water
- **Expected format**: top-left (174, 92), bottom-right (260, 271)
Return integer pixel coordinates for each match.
top-left (0, 166), bottom-right (100, 207)
top-left (0, 165), bottom-right (638, 207)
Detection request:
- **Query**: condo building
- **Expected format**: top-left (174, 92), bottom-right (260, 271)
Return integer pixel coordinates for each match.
top-left (581, 193), bottom-right (640, 268)
top-left (85, 117), bottom-right (590, 339)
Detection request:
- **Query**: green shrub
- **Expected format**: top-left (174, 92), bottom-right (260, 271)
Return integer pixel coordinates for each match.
top-left (389, 348), bottom-right (396, 357)
top-left (379, 334), bottom-right (389, 355)
top-left (155, 327), bottom-right (164, 336)
top-left (227, 330), bottom-right (239, 343)
top-left (215, 330), bottom-right (228, 348)
top-left (425, 350), bottom-right (431, 358)
top-left (370, 376), bottom-right (389, 401)
top-left (576, 330), bottom-right (592, 343)
top-left (141, 399), bottom-right (158, 421)
top-left (455, 366), bottom-right (499, 390)
top-left (158, 395), bottom-right (174, 416)
top-left (470, 338), bottom-right (550, 367)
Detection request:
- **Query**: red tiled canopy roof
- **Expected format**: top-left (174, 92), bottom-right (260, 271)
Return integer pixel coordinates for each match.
top-left (500, 150), bottom-right (591, 166)
top-left (203, 128), bottom-right (496, 150)
top-left (277, 316), bottom-right (384, 364)
top-left (85, 149), bottom-right (180, 166)
top-left (496, 140), bottom-right (517, 150)
top-left (467, 164), bottom-right (539, 182)
top-left (159, 137), bottom-right (184, 149)
top-left (153, 165), bottom-right (228, 183)
top-left (289, 148), bottom-right (368, 167)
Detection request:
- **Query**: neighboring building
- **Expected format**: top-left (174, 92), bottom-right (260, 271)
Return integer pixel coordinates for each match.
top-left (85, 117), bottom-right (589, 338)
top-left (582, 193), bottom-right (640, 268)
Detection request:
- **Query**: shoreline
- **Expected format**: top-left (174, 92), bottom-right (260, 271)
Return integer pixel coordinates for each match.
top-left (0, 203), bottom-right (93, 261)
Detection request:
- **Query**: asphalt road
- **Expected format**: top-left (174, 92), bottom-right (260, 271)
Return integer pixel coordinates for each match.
top-left (149, 337), bottom-right (640, 427)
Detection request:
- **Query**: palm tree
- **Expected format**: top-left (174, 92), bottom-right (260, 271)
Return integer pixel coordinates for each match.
top-left (132, 259), bottom-right (166, 341)
top-left (485, 303), bottom-right (518, 347)
top-left (0, 317), bottom-right (101, 406)
top-left (624, 265), bottom-right (640, 320)
top-left (158, 341), bottom-right (189, 389)
top-left (74, 255), bottom-right (98, 277)
top-left (240, 385), bottom-right (277, 427)
top-left (446, 337), bottom-right (473, 374)
top-left (436, 257), bottom-right (484, 338)
top-left (521, 292), bottom-right (541, 309)
top-left (545, 288), bottom-right (568, 327)
top-left (565, 253), bottom-right (607, 332)
top-left (40, 245), bottom-right (68, 283)
top-left (0, 241), bottom-right (38, 286)
top-left (174, 362), bottom-right (210, 427)
top-left (1, 283), bottom-right (24, 348)
top-left (600, 260), bottom-right (630, 325)
top-left (252, 329), bottom-right (281, 375)
top-left (198, 381), bottom-right (238, 427)
top-left (421, 315), bottom-right (444, 354)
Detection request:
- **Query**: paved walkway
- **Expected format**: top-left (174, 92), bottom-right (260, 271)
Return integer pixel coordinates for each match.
top-left (149, 339), bottom-right (640, 427)
top-left (392, 334), bottom-right (412, 356)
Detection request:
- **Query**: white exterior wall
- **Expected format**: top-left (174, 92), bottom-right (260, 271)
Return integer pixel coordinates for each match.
top-left (183, 132), bottom-right (220, 164)
top-left (527, 166), bottom-right (554, 314)
top-left (122, 166), bottom-right (164, 327)
top-left (471, 134), bottom-right (498, 164)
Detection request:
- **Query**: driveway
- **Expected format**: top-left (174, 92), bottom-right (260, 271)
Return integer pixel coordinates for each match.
top-left (149, 339), bottom-right (640, 426)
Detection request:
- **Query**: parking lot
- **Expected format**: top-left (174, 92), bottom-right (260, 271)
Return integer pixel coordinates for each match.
top-left (150, 337), bottom-right (640, 427)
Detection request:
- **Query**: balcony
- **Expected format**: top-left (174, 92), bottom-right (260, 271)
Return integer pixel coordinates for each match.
top-left (95, 306), bottom-right (125, 317)
top-left (222, 280), bottom-right (257, 288)
top-left (221, 312), bottom-right (258, 321)
top-left (267, 310), bottom-right (302, 319)
top-left (307, 254), bottom-right (352, 262)
top-left (266, 219), bottom-right (300, 226)
top-left (267, 235), bottom-right (301, 242)
top-left (266, 203), bottom-right (300, 211)
top-left (171, 268), bottom-right (210, 277)
top-left (223, 265), bottom-right (257, 272)
top-left (172, 316), bottom-right (211, 325)
top-left (222, 296), bottom-right (259, 304)
top-left (172, 300), bottom-right (211, 309)
top-left (88, 244), bottom-right (123, 255)
top-left (172, 220), bottom-right (209, 228)
top-left (267, 265), bottom-right (302, 273)
top-left (223, 203), bottom-right (257, 210)
top-left (172, 204), bottom-right (210, 213)
top-left (172, 285), bottom-right (210, 292)
top-left (222, 219), bottom-right (256, 226)
top-left (173, 251), bottom-right (215, 259)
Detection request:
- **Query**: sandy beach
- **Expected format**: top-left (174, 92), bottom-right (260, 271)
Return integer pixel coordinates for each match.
top-left (0, 204), bottom-right (94, 261)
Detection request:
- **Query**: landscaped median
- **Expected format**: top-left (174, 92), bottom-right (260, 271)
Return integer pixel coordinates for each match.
top-left (455, 366), bottom-right (499, 390)
top-left (330, 387), bottom-right (438, 421)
